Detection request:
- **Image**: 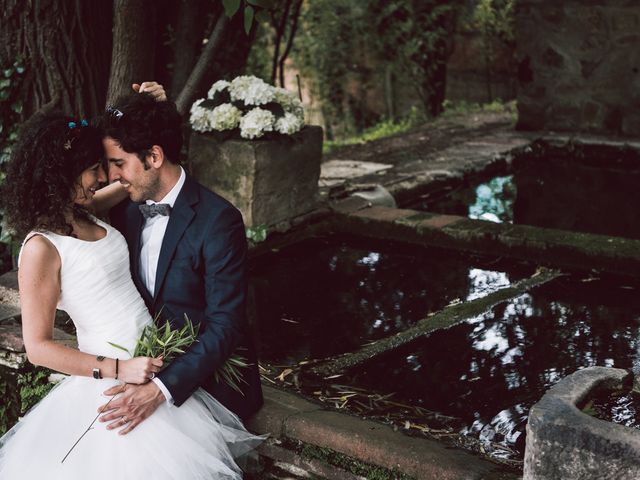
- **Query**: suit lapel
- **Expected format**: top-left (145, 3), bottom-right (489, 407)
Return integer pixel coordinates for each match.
top-left (153, 175), bottom-right (199, 304)
top-left (126, 202), bottom-right (152, 306)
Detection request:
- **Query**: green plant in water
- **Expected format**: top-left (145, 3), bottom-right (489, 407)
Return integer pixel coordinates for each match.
top-left (109, 314), bottom-right (248, 395)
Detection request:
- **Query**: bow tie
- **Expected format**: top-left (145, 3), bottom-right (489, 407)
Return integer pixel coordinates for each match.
top-left (139, 203), bottom-right (172, 219)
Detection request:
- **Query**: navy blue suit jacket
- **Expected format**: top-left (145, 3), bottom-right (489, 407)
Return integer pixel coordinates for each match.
top-left (111, 174), bottom-right (263, 421)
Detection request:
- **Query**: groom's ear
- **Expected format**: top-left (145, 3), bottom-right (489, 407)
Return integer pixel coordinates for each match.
top-left (148, 145), bottom-right (165, 169)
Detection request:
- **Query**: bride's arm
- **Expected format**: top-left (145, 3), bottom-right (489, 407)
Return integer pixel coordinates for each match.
top-left (19, 236), bottom-right (161, 382)
top-left (90, 182), bottom-right (128, 216)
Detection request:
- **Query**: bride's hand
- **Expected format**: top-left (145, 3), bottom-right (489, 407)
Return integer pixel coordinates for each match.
top-left (119, 356), bottom-right (163, 384)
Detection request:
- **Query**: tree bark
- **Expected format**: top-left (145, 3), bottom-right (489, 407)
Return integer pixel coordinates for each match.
top-left (106, 0), bottom-right (157, 105)
top-left (175, 13), bottom-right (228, 116)
top-left (0, 0), bottom-right (113, 119)
top-left (169, 0), bottom-right (210, 99)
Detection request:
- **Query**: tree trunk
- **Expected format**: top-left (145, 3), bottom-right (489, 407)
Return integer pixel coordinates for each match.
top-left (106, 0), bottom-right (157, 105)
top-left (0, 0), bottom-right (113, 119)
top-left (168, 0), bottom-right (210, 99)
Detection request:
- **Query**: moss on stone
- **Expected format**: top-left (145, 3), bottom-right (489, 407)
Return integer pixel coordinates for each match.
top-left (297, 441), bottom-right (415, 480)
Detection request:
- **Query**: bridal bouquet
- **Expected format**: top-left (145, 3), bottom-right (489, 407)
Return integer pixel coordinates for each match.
top-left (110, 314), bottom-right (248, 394)
top-left (189, 75), bottom-right (305, 139)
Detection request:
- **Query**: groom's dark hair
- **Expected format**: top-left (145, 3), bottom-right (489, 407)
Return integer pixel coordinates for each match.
top-left (100, 93), bottom-right (182, 164)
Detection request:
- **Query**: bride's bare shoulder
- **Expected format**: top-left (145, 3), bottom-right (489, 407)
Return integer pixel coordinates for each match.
top-left (19, 234), bottom-right (61, 272)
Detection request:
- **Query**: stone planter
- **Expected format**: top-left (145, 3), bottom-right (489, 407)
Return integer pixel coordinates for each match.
top-left (524, 367), bottom-right (640, 480)
top-left (189, 126), bottom-right (323, 228)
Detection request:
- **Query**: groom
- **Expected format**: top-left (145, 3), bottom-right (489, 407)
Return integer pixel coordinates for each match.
top-left (98, 92), bottom-right (263, 433)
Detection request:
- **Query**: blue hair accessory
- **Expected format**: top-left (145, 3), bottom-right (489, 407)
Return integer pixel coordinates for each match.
top-left (68, 121), bottom-right (77, 129)
top-left (81, 119), bottom-right (88, 127)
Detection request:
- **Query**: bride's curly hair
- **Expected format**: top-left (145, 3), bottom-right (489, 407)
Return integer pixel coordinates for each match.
top-left (1, 112), bottom-right (104, 238)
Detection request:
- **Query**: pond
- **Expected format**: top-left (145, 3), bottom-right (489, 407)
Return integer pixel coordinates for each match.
top-left (249, 235), bottom-right (535, 365)
top-left (405, 140), bottom-right (640, 239)
top-left (340, 274), bottom-right (640, 458)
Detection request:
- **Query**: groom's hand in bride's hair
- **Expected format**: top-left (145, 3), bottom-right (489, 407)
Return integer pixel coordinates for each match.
top-left (132, 81), bottom-right (167, 101)
top-left (98, 382), bottom-right (166, 435)
top-left (118, 356), bottom-right (163, 384)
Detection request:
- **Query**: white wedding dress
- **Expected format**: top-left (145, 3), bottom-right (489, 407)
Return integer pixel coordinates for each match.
top-left (0, 218), bottom-right (263, 479)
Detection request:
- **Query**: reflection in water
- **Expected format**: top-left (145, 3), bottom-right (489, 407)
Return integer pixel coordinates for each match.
top-left (249, 237), bottom-right (533, 364)
top-left (346, 276), bottom-right (640, 457)
top-left (410, 144), bottom-right (640, 239)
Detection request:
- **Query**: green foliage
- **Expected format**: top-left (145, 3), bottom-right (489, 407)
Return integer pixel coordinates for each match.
top-left (441, 98), bottom-right (514, 117)
top-left (294, 0), bottom-right (366, 138)
top-left (293, 0), bottom-right (461, 138)
top-left (0, 60), bottom-right (26, 267)
top-left (472, 0), bottom-right (515, 44)
top-left (0, 368), bottom-right (20, 435)
top-left (0, 366), bottom-right (57, 435)
top-left (324, 106), bottom-right (425, 154)
top-left (223, 0), bottom-right (276, 34)
top-left (18, 368), bottom-right (56, 412)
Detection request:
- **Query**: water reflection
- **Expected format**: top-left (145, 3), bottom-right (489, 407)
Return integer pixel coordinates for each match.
top-left (409, 145), bottom-right (640, 239)
top-left (249, 237), bottom-right (534, 364)
top-left (346, 275), bottom-right (640, 455)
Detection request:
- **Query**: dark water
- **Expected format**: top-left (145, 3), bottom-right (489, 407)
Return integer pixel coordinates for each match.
top-left (589, 388), bottom-right (640, 430)
top-left (343, 275), bottom-right (640, 456)
top-left (407, 143), bottom-right (640, 239)
top-left (249, 236), bottom-right (534, 365)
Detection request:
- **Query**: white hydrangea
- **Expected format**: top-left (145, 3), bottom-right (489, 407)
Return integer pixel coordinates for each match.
top-left (189, 98), bottom-right (213, 132)
top-left (207, 80), bottom-right (230, 99)
top-left (275, 112), bottom-right (304, 135)
top-left (229, 75), bottom-right (274, 106)
top-left (190, 77), bottom-right (306, 137)
top-left (209, 103), bottom-right (242, 131)
top-left (239, 108), bottom-right (275, 139)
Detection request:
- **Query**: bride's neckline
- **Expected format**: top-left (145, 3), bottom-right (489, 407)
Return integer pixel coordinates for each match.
top-left (51, 218), bottom-right (109, 243)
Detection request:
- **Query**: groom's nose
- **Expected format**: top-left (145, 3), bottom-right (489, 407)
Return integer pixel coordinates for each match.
top-left (108, 167), bottom-right (120, 183)
top-left (97, 165), bottom-right (107, 183)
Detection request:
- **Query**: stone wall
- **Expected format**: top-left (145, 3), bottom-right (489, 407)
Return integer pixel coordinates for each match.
top-left (516, 1), bottom-right (640, 135)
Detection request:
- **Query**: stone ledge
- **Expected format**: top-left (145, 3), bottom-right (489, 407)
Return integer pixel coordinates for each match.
top-left (248, 386), bottom-right (516, 480)
top-left (330, 207), bottom-right (640, 277)
top-left (525, 367), bottom-right (640, 480)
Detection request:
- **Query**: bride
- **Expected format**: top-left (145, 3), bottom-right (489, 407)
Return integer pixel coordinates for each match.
top-left (0, 91), bottom-right (262, 479)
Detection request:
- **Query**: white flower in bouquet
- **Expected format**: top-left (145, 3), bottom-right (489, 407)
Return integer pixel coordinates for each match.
top-left (207, 80), bottom-right (230, 99)
top-left (275, 112), bottom-right (304, 135)
top-left (209, 103), bottom-right (242, 131)
top-left (274, 87), bottom-right (305, 120)
top-left (189, 98), bottom-right (214, 132)
top-left (229, 75), bottom-right (274, 106)
top-left (239, 108), bottom-right (275, 139)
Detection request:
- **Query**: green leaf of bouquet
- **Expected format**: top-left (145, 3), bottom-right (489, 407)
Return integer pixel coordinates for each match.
top-left (107, 342), bottom-right (131, 355)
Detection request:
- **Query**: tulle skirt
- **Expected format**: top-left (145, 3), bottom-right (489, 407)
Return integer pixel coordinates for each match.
top-left (0, 376), bottom-right (264, 479)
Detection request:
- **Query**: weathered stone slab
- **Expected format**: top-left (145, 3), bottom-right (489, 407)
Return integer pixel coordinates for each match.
top-left (516, 1), bottom-right (640, 135)
top-left (189, 126), bottom-right (323, 228)
top-left (525, 367), bottom-right (640, 480)
top-left (0, 304), bottom-right (20, 323)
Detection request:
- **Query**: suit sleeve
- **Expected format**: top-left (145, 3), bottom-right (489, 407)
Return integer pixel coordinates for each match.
top-left (156, 207), bottom-right (247, 406)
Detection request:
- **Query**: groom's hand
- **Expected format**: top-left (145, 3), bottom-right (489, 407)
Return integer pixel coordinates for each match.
top-left (132, 81), bottom-right (167, 101)
top-left (98, 382), bottom-right (166, 435)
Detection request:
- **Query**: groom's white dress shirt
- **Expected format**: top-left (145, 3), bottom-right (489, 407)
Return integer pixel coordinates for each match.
top-left (140, 166), bottom-right (186, 405)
